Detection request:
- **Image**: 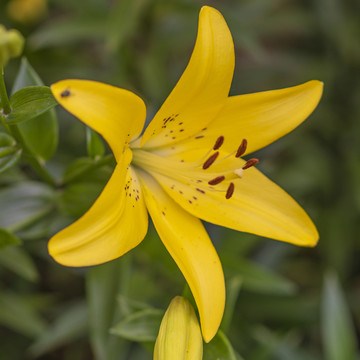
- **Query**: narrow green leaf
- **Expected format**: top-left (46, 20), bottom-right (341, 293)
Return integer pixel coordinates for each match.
top-left (86, 259), bottom-right (129, 360)
top-left (110, 309), bottom-right (164, 342)
top-left (0, 181), bottom-right (54, 231)
top-left (29, 18), bottom-right (107, 49)
top-left (12, 58), bottom-right (44, 92)
top-left (86, 127), bottom-right (105, 159)
top-left (0, 132), bottom-right (22, 173)
top-left (0, 292), bottom-right (46, 338)
top-left (28, 302), bottom-right (88, 357)
top-left (0, 132), bottom-right (16, 147)
top-left (221, 275), bottom-right (242, 333)
top-left (0, 229), bottom-right (21, 248)
top-left (0, 245), bottom-right (39, 282)
top-left (0, 148), bottom-right (21, 173)
top-left (224, 256), bottom-right (296, 295)
top-left (6, 86), bottom-right (57, 125)
top-left (321, 271), bottom-right (357, 360)
top-left (107, 0), bottom-right (149, 52)
top-left (12, 58), bottom-right (59, 161)
top-left (203, 330), bottom-right (241, 360)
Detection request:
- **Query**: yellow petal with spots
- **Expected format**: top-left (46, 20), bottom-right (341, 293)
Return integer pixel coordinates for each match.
top-left (48, 149), bottom-right (148, 267)
top-left (51, 80), bottom-right (146, 162)
top-left (158, 81), bottom-right (323, 158)
top-left (137, 151), bottom-right (318, 247)
top-left (141, 6), bottom-right (234, 149)
top-left (138, 170), bottom-right (225, 343)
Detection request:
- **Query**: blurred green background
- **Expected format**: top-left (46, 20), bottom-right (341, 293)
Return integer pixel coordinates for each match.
top-left (0, 0), bottom-right (360, 359)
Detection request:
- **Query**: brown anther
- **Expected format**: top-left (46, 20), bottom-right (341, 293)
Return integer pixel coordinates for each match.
top-left (226, 182), bottom-right (235, 199)
top-left (235, 139), bottom-right (247, 158)
top-left (242, 158), bottom-right (259, 170)
top-left (208, 175), bottom-right (225, 185)
top-left (203, 151), bottom-right (219, 169)
top-left (213, 136), bottom-right (224, 150)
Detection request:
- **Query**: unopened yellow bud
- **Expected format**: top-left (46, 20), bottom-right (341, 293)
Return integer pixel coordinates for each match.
top-left (7, 0), bottom-right (47, 25)
top-left (154, 296), bottom-right (203, 360)
top-left (0, 26), bottom-right (24, 67)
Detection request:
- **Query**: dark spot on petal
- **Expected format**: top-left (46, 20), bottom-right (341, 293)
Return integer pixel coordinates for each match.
top-left (60, 89), bottom-right (71, 98)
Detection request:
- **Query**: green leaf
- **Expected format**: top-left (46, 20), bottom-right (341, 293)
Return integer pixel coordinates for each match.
top-left (86, 259), bottom-right (130, 360)
top-left (86, 127), bottom-right (105, 159)
top-left (29, 18), bottom-right (107, 49)
top-left (0, 132), bottom-right (22, 173)
top-left (221, 275), bottom-right (242, 333)
top-left (59, 157), bottom-right (114, 216)
top-left (0, 228), bottom-right (21, 248)
top-left (28, 302), bottom-right (88, 357)
top-left (6, 86), bottom-right (58, 125)
top-left (0, 181), bottom-right (54, 231)
top-left (224, 256), bottom-right (296, 295)
top-left (0, 245), bottom-right (39, 282)
top-left (321, 271), bottom-right (357, 360)
top-left (203, 330), bottom-right (241, 360)
top-left (107, 0), bottom-right (149, 52)
top-left (0, 292), bottom-right (46, 338)
top-left (12, 58), bottom-right (59, 161)
top-left (110, 308), bottom-right (164, 342)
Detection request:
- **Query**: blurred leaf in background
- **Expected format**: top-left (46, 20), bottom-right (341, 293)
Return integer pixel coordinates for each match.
top-left (0, 0), bottom-right (359, 359)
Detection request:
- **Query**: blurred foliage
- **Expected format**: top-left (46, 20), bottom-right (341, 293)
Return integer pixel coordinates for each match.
top-left (0, 0), bottom-right (360, 359)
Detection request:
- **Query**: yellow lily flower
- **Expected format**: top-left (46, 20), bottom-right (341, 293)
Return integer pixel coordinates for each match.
top-left (49, 6), bottom-right (323, 342)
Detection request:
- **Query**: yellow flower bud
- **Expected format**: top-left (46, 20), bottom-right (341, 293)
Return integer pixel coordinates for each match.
top-left (154, 296), bottom-right (203, 360)
top-left (0, 26), bottom-right (24, 67)
top-left (7, 0), bottom-right (47, 25)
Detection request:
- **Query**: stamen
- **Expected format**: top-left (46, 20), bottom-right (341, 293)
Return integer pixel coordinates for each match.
top-left (226, 182), bottom-right (235, 199)
top-left (208, 176), bottom-right (225, 185)
top-left (242, 158), bottom-right (259, 170)
top-left (203, 151), bottom-right (219, 169)
top-left (213, 136), bottom-right (224, 150)
top-left (235, 139), bottom-right (247, 158)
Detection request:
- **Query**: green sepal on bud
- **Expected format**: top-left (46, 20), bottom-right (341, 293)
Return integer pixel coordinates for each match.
top-left (154, 296), bottom-right (203, 360)
top-left (0, 25), bottom-right (25, 67)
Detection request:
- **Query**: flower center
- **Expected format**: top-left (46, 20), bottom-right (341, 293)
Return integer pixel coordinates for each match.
top-left (131, 135), bottom-right (259, 200)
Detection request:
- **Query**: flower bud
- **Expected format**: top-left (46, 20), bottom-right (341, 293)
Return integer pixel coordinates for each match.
top-left (154, 296), bottom-right (203, 360)
top-left (7, 0), bottom-right (47, 25)
top-left (0, 26), bottom-right (24, 67)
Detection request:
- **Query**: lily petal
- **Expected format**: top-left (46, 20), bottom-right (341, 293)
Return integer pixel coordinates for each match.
top-left (144, 155), bottom-right (318, 247)
top-left (48, 149), bottom-right (148, 267)
top-left (138, 170), bottom-right (225, 342)
top-left (51, 80), bottom-right (146, 161)
top-left (141, 6), bottom-right (234, 149)
top-left (158, 81), bottom-right (323, 158)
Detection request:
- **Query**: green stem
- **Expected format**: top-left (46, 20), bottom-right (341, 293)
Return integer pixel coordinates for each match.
top-left (0, 67), bottom-right (11, 132)
top-left (0, 66), bottom-right (11, 115)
